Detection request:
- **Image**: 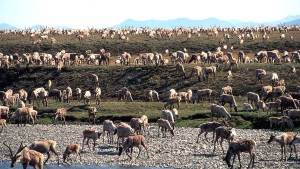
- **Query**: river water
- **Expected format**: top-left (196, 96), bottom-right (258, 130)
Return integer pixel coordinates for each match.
top-left (0, 162), bottom-right (173, 169)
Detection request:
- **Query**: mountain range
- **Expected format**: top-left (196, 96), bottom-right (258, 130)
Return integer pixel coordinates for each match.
top-left (0, 23), bottom-right (71, 30)
top-left (113, 16), bottom-right (300, 28)
top-left (1, 16), bottom-right (300, 30)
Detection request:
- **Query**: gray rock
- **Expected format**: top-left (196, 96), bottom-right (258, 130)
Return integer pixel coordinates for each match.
top-left (0, 125), bottom-right (299, 168)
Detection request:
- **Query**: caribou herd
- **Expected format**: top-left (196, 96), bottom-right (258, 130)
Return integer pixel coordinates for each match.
top-left (0, 25), bottom-right (300, 69)
top-left (1, 25), bottom-right (300, 168)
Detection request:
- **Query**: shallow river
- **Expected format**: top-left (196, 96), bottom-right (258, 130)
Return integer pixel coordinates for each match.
top-left (0, 162), bottom-right (173, 169)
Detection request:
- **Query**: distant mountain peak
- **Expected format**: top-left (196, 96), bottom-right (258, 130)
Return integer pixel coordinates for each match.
top-left (0, 23), bottom-right (72, 30)
top-left (0, 23), bottom-right (19, 30)
top-left (280, 15), bottom-right (300, 22)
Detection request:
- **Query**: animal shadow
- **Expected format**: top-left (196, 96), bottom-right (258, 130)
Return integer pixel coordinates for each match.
top-left (193, 153), bottom-right (217, 158)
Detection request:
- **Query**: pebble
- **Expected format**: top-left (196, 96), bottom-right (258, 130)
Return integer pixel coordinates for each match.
top-left (0, 124), bottom-right (299, 168)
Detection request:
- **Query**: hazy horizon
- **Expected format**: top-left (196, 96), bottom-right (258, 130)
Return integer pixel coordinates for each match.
top-left (1, 0), bottom-right (300, 29)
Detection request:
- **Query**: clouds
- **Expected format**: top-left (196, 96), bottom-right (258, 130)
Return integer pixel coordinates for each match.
top-left (0, 0), bottom-right (299, 28)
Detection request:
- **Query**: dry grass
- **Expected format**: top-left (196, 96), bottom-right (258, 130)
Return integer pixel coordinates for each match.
top-left (0, 30), bottom-right (299, 55)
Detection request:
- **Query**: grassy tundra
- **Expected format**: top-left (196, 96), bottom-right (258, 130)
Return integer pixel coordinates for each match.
top-left (0, 29), bottom-right (300, 130)
top-left (0, 29), bottom-right (300, 56)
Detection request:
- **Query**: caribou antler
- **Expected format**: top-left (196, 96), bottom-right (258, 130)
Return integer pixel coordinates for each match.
top-left (16, 141), bottom-right (25, 153)
top-left (3, 141), bottom-right (13, 157)
top-left (3, 141), bottom-right (26, 158)
top-left (292, 133), bottom-right (298, 142)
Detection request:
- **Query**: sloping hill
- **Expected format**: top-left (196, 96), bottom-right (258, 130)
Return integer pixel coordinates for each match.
top-left (1, 63), bottom-right (300, 129)
top-left (1, 63), bottom-right (299, 101)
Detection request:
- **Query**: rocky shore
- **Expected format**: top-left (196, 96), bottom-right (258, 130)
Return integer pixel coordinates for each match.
top-left (0, 124), bottom-right (299, 169)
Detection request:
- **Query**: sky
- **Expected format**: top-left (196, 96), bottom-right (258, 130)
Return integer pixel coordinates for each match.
top-left (0, 0), bottom-right (300, 29)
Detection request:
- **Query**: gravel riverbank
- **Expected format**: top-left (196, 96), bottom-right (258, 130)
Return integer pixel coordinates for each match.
top-left (0, 124), bottom-right (299, 169)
